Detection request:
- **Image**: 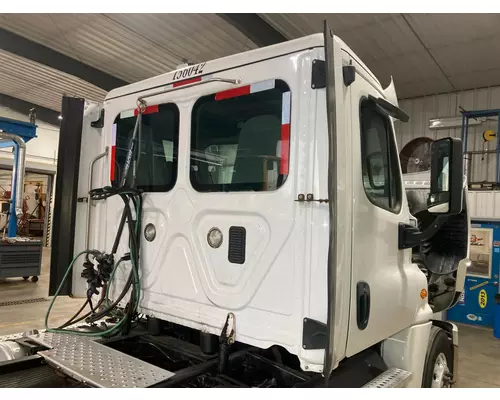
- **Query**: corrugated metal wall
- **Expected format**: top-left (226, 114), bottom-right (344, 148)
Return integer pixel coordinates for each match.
top-left (468, 191), bottom-right (500, 221)
top-left (395, 86), bottom-right (500, 183)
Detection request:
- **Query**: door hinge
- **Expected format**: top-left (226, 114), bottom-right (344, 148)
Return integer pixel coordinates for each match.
top-left (91, 109), bottom-right (105, 128)
top-left (311, 59), bottom-right (326, 89)
top-left (77, 197), bottom-right (88, 203)
top-left (296, 193), bottom-right (329, 203)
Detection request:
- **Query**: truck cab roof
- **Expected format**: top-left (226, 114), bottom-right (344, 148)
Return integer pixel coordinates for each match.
top-left (105, 33), bottom-right (383, 102)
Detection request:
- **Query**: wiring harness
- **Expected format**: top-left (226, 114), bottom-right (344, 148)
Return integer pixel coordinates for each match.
top-left (45, 112), bottom-right (145, 337)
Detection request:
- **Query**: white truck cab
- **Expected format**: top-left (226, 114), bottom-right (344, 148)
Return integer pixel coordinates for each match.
top-left (0, 22), bottom-right (470, 389)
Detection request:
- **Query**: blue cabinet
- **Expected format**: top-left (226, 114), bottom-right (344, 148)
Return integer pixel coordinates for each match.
top-left (447, 221), bottom-right (500, 327)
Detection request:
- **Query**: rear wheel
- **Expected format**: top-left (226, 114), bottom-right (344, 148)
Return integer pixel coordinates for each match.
top-left (31, 276), bottom-right (39, 283)
top-left (422, 328), bottom-right (454, 388)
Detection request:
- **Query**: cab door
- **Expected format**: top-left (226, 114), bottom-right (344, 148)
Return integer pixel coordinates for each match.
top-left (345, 65), bottom-right (424, 357)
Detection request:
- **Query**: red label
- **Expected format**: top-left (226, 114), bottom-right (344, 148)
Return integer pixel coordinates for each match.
top-left (215, 86), bottom-right (250, 101)
top-left (280, 124), bottom-right (290, 175)
top-left (135, 105), bottom-right (159, 116)
top-left (173, 76), bottom-right (202, 88)
top-left (110, 146), bottom-right (116, 181)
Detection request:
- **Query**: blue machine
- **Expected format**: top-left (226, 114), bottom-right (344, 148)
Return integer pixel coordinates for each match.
top-left (0, 117), bottom-right (37, 237)
top-left (447, 220), bottom-right (500, 328)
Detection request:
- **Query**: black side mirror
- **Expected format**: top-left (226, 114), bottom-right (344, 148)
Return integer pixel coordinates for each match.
top-left (428, 137), bottom-right (463, 215)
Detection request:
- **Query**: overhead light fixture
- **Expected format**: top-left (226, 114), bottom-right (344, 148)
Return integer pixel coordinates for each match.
top-left (429, 116), bottom-right (485, 130)
top-left (58, 115), bottom-right (63, 120)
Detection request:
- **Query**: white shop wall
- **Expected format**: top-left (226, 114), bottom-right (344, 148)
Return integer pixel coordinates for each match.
top-left (394, 86), bottom-right (500, 221)
top-left (394, 86), bottom-right (500, 184)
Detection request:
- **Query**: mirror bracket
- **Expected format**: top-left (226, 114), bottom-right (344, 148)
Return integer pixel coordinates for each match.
top-left (398, 216), bottom-right (448, 250)
top-left (368, 95), bottom-right (409, 122)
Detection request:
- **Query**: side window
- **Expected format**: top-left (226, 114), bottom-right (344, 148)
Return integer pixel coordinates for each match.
top-left (360, 99), bottom-right (401, 212)
top-left (190, 79), bottom-right (291, 192)
top-left (112, 103), bottom-right (179, 192)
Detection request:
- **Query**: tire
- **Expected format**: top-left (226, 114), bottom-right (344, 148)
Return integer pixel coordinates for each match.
top-left (22, 276), bottom-right (29, 280)
top-left (422, 327), bottom-right (454, 388)
top-left (31, 276), bottom-right (39, 283)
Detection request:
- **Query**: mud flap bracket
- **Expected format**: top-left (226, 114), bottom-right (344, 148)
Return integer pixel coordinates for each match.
top-left (302, 318), bottom-right (327, 350)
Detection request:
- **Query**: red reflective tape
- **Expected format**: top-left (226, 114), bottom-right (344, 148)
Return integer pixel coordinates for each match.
top-left (173, 76), bottom-right (202, 88)
top-left (134, 105), bottom-right (159, 116)
top-left (110, 146), bottom-right (116, 181)
top-left (215, 86), bottom-right (250, 101)
top-left (280, 124), bottom-right (290, 175)
top-left (110, 124), bottom-right (117, 181)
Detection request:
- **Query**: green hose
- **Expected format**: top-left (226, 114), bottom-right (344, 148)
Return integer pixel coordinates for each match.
top-left (106, 259), bottom-right (123, 308)
top-left (45, 251), bottom-right (128, 337)
top-left (45, 188), bottom-right (143, 337)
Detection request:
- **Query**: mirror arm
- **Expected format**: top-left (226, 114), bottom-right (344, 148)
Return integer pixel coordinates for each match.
top-left (398, 215), bottom-right (449, 250)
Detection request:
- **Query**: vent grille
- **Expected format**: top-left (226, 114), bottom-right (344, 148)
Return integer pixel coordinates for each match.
top-left (228, 226), bottom-right (246, 264)
top-left (2, 253), bottom-right (41, 265)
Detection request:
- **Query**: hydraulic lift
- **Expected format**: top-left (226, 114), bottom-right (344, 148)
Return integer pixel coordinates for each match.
top-left (0, 116), bottom-right (42, 282)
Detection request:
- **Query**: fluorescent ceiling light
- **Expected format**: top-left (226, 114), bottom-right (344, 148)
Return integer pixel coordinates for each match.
top-left (429, 116), bottom-right (486, 130)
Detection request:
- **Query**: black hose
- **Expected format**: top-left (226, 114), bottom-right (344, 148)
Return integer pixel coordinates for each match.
top-left (122, 195), bottom-right (140, 335)
top-left (87, 195), bottom-right (141, 324)
top-left (57, 299), bottom-right (89, 329)
top-left (111, 209), bottom-right (128, 255)
top-left (58, 297), bottom-right (106, 329)
top-left (87, 272), bottom-right (134, 322)
top-left (57, 177), bottom-right (143, 334)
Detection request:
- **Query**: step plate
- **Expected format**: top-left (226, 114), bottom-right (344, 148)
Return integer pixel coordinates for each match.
top-left (29, 332), bottom-right (174, 388)
top-left (363, 367), bottom-right (412, 388)
top-left (0, 332), bottom-right (30, 342)
top-left (28, 331), bottom-right (97, 348)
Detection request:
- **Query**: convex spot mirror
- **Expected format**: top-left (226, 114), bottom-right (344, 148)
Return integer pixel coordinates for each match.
top-left (428, 137), bottom-right (463, 215)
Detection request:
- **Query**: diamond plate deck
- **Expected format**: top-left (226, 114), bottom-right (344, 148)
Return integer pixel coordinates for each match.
top-left (362, 367), bottom-right (412, 388)
top-left (27, 331), bottom-right (96, 348)
top-left (31, 332), bottom-right (174, 387)
top-left (0, 332), bottom-right (30, 342)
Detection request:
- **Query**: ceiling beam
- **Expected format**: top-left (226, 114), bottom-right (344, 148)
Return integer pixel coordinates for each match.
top-left (0, 93), bottom-right (60, 126)
top-left (0, 28), bottom-right (128, 92)
top-left (218, 14), bottom-right (288, 47)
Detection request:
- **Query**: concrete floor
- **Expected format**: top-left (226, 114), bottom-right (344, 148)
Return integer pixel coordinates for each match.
top-left (0, 247), bottom-right (83, 336)
top-left (0, 248), bottom-right (499, 387)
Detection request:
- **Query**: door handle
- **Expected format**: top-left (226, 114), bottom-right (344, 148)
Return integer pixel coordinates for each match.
top-left (357, 281), bottom-right (370, 330)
